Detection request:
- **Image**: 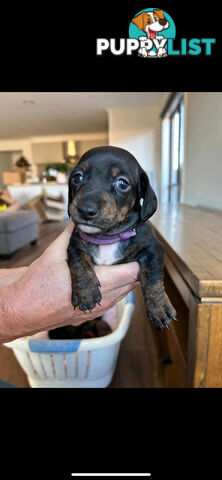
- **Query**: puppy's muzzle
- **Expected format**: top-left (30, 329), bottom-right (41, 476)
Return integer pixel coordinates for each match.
top-left (78, 202), bottom-right (98, 221)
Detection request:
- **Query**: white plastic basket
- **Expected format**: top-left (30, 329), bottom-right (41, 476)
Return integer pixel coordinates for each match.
top-left (4, 292), bottom-right (135, 388)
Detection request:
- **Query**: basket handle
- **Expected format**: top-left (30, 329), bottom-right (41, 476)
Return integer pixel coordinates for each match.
top-left (125, 291), bottom-right (136, 305)
top-left (29, 339), bottom-right (81, 353)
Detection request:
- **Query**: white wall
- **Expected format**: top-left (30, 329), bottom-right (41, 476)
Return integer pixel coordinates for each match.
top-left (0, 139), bottom-right (33, 164)
top-left (182, 92), bottom-right (222, 210)
top-left (32, 142), bottom-right (63, 165)
top-left (108, 106), bottom-right (161, 197)
top-left (78, 138), bottom-right (108, 157)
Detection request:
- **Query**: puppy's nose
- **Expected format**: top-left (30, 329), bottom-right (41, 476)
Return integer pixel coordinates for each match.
top-left (159, 19), bottom-right (167, 26)
top-left (78, 204), bottom-right (98, 221)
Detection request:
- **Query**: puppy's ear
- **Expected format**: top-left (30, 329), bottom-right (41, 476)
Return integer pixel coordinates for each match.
top-left (154, 9), bottom-right (165, 20)
top-left (132, 12), bottom-right (148, 31)
top-left (138, 169), bottom-right (157, 221)
top-left (68, 173), bottom-right (73, 217)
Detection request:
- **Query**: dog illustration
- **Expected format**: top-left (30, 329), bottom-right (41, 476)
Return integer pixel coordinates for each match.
top-left (132, 9), bottom-right (169, 57)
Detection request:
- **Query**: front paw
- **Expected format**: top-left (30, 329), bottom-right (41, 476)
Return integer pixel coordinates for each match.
top-left (146, 290), bottom-right (177, 331)
top-left (72, 281), bottom-right (102, 313)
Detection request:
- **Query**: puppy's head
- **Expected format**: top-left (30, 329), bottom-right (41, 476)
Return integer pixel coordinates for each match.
top-left (132, 9), bottom-right (169, 34)
top-left (68, 146), bottom-right (157, 234)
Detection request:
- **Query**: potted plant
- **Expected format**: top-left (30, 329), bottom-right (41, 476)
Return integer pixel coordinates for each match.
top-left (15, 156), bottom-right (32, 172)
top-left (45, 163), bottom-right (70, 183)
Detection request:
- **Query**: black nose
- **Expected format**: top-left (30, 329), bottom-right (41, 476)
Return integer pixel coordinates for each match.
top-left (78, 204), bottom-right (98, 221)
top-left (159, 19), bottom-right (167, 26)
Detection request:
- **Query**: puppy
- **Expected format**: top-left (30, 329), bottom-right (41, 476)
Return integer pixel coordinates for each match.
top-left (132, 9), bottom-right (169, 39)
top-left (49, 146), bottom-right (176, 340)
top-left (133, 9), bottom-right (169, 57)
top-left (49, 318), bottom-right (112, 339)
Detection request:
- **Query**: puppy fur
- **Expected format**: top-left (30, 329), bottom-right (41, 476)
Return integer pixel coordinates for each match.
top-left (49, 146), bottom-right (176, 339)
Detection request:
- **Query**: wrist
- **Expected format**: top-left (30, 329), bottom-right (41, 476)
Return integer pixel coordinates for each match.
top-left (0, 284), bottom-right (19, 344)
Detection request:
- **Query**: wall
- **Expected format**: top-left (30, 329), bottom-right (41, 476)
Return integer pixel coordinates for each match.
top-left (0, 152), bottom-right (13, 188)
top-left (182, 92), bottom-right (222, 210)
top-left (32, 142), bottom-right (63, 165)
top-left (108, 105), bottom-right (161, 197)
top-left (0, 139), bottom-right (33, 164)
top-left (78, 138), bottom-right (108, 157)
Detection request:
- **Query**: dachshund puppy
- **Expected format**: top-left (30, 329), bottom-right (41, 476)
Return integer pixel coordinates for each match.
top-left (49, 318), bottom-right (112, 339)
top-left (49, 146), bottom-right (176, 339)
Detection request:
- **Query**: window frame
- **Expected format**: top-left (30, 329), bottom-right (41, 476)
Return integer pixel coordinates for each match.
top-left (160, 93), bottom-right (184, 204)
top-left (168, 101), bottom-right (183, 203)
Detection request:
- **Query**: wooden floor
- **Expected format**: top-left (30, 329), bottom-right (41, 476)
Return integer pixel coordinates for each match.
top-left (0, 220), bottom-right (164, 388)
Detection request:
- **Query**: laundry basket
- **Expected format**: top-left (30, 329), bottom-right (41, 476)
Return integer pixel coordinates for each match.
top-left (4, 292), bottom-right (135, 388)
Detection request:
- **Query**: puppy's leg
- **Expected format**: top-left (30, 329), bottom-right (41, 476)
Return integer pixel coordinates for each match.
top-left (138, 242), bottom-right (177, 330)
top-left (67, 243), bottom-right (101, 312)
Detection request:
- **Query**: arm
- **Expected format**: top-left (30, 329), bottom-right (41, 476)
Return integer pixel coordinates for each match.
top-left (0, 223), bottom-right (140, 344)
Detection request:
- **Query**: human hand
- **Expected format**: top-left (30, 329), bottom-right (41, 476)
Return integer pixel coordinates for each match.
top-left (0, 267), bottom-right (28, 288)
top-left (0, 222), bottom-right (140, 343)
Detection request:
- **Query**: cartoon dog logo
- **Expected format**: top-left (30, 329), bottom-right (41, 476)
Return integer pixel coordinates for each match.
top-left (132, 9), bottom-right (170, 57)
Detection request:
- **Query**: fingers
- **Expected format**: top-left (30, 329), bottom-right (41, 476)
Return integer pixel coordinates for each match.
top-left (44, 221), bottom-right (74, 259)
top-left (55, 221), bottom-right (75, 249)
top-left (111, 281), bottom-right (139, 301)
top-left (95, 262), bottom-right (140, 289)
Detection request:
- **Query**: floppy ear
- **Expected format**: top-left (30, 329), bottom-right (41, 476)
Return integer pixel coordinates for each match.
top-left (138, 169), bottom-right (157, 221)
top-left (68, 173), bottom-right (74, 217)
top-left (154, 9), bottom-right (165, 20)
top-left (132, 12), bottom-right (148, 31)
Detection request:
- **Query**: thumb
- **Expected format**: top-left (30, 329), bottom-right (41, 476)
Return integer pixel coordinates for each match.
top-left (44, 221), bottom-right (74, 260)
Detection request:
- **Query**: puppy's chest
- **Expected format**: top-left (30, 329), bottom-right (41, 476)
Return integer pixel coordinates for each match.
top-left (92, 243), bottom-right (121, 266)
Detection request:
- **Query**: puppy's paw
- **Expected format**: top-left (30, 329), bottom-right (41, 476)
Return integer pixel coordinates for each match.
top-left (157, 47), bottom-right (167, 57)
top-left (72, 283), bottom-right (102, 313)
top-left (146, 292), bottom-right (177, 331)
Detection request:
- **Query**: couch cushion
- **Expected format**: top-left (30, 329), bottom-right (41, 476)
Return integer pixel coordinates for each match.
top-left (0, 210), bottom-right (39, 233)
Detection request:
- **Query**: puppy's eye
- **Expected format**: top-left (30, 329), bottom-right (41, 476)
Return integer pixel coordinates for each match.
top-left (148, 18), bottom-right (152, 24)
top-left (154, 16), bottom-right (158, 21)
top-left (116, 177), bottom-right (131, 192)
top-left (72, 173), bottom-right (83, 185)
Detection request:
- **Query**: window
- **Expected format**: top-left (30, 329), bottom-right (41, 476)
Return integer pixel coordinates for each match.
top-left (168, 100), bottom-right (184, 203)
top-left (161, 93), bottom-right (185, 204)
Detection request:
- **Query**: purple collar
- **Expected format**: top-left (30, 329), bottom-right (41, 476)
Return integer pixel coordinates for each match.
top-left (75, 226), bottom-right (136, 245)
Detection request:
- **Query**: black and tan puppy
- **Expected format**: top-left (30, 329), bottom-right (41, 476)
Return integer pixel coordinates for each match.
top-left (49, 146), bottom-right (176, 339)
top-left (49, 318), bottom-right (112, 339)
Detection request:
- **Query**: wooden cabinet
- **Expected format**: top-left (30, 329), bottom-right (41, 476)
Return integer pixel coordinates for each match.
top-left (150, 204), bottom-right (222, 388)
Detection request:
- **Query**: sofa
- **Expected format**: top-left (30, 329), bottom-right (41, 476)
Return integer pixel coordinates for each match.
top-left (0, 210), bottom-right (39, 257)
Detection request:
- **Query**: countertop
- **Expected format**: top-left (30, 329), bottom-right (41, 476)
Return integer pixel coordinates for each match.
top-left (150, 204), bottom-right (222, 298)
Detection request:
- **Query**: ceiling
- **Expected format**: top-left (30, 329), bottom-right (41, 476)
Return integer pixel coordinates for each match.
top-left (0, 92), bottom-right (169, 140)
